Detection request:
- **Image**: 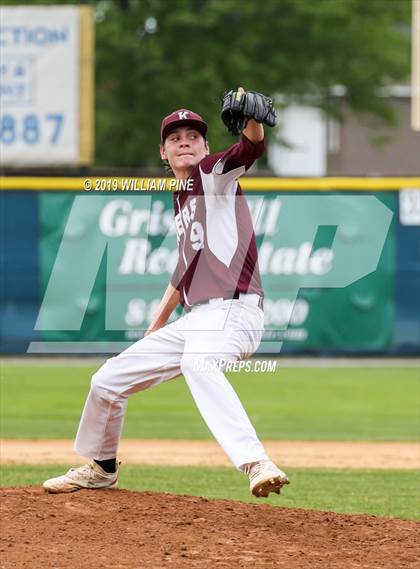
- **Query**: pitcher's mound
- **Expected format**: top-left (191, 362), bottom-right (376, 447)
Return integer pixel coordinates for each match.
top-left (1, 487), bottom-right (418, 568)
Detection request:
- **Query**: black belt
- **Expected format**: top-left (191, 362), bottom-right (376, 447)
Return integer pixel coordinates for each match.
top-left (189, 292), bottom-right (264, 311)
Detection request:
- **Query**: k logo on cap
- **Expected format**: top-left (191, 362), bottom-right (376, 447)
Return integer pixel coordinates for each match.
top-left (160, 109), bottom-right (208, 142)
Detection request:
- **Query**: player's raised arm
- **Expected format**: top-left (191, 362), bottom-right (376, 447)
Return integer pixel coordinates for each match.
top-left (202, 87), bottom-right (277, 181)
top-left (242, 118), bottom-right (264, 144)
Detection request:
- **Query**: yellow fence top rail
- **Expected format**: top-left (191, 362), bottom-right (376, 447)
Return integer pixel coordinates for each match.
top-left (0, 176), bottom-right (419, 191)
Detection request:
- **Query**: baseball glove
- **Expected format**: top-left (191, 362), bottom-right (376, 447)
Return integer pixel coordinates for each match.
top-left (220, 88), bottom-right (277, 135)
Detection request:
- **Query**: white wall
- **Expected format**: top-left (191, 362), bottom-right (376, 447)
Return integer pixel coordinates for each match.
top-left (267, 105), bottom-right (327, 176)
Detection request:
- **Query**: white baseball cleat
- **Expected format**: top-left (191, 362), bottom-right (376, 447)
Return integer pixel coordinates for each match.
top-left (43, 460), bottom-right (119, 494)
top-left (244, 460), bottom-right (290, 498)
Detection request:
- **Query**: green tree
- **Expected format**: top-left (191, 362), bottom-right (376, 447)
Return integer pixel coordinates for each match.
top-left (93, 0), bottom-right (411, 167)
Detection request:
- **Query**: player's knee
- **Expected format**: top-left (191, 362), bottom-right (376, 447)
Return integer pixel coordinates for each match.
top-left (90, 365), bottom-right (114, 394)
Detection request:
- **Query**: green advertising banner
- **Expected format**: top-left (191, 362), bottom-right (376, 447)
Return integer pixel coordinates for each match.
top-left (38, 191), bottom-right (395, 352)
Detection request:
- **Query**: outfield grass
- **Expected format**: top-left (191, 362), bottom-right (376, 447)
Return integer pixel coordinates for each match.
top-left (1, 464), bottom-right (418, 520)
top-left (1, 365), bottom-right (418, 440)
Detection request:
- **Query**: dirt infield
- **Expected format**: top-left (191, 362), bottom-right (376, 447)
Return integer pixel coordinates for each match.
top-left (1, 439), bottom-right (418, 469)
top-left (1, 487), bottom-right (418, 569)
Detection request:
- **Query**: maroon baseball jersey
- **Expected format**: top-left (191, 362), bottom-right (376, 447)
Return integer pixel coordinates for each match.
top-left (170, 133), bottom-right (265, 309)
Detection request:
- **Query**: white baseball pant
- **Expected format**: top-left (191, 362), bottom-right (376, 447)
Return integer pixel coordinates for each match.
top-left (74, 296), bottom-right (269, 469)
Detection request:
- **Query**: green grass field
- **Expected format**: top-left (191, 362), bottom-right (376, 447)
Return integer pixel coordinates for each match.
top-left (1, 365), bottom-right (418, 440)
top-left (1, 464), bottom-right (418, 520)
top-left (1, 363), bottom-right (419, 520)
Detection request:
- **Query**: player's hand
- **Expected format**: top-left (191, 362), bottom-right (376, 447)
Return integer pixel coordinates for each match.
top-left (243, 91), bottom-right (277, 127)
top-left (220, 87), bottom-right (277, 135)
top-left (220, 87), bottom-right (248, 135)
top-left (144, 325), bottom-right (158, 337)
top-left (144, 318), bottom-right (166, 337)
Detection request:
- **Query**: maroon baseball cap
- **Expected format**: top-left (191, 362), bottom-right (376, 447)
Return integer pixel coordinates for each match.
top-left (160, 109), bottom-right (208, 143)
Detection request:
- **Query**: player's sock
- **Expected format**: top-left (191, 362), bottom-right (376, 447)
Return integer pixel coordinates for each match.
top-left (94, 458), bottom-right (117, 473)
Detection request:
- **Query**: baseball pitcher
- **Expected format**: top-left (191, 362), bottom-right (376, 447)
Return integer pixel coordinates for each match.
top-left (43, 88), bottom-right (290, 498)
